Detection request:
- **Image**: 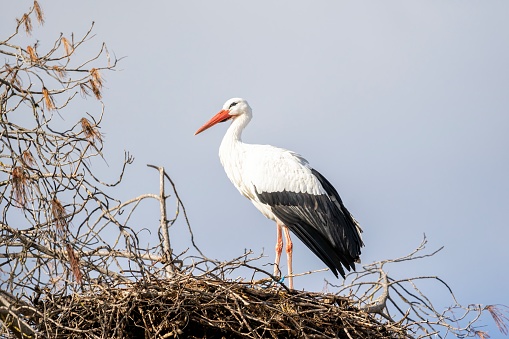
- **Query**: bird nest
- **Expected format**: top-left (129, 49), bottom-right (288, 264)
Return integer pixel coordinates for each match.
top-left (40, 274), bottom-right (406, 339)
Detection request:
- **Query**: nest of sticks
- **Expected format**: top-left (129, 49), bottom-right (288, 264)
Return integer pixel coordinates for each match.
top-left (39, 274), bottom-right (407, 339)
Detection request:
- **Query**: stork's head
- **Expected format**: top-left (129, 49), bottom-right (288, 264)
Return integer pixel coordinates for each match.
top-left (195, 98), bottom-right (252, 135)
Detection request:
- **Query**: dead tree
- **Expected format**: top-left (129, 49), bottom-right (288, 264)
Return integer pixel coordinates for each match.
top-left (0, 2), bottom-right (161, 336)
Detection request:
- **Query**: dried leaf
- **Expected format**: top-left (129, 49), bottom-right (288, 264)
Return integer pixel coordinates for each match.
top-left (79, 83), bottom-right (91, 97)
top-left (20, 13), bottom-right (33, 35)
top-left (90, 68), bottom-right (104, 100)
top-left (51, 65), bottom-right (67, 80)
top-left (33, 0), bottom-right (45, 25)
top-left (51, 198), bottom-right (67, 234)
top-left (89, 79), bottom-right (102, 100)
top-left (486, 305), bottom-right (508, 335)
top-left (61, 37), bottom-right (72, 56)
top-left (475, 330), bottom-right (490, 339)
top-left (90, 68), bottom-right (103, 89)
top-left (26, 45), bottom-right (38, 62)
top-left (22, 150), bottom-right (35, 166)
top-left (80, 117), bottom-right (103, 144)
top-left (42, 87), bottom-right (55, 110)
top-left (12, 166), bottom-right (28, 206)
top-left (66, 244), bottom-right (83, 284)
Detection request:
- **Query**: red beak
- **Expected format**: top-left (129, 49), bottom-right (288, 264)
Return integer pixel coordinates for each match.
top-left (194, 109), bottom-right (232, 135)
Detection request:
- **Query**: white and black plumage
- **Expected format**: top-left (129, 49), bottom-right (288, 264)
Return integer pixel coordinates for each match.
top-left (195, 98), bottom-right (364, 289)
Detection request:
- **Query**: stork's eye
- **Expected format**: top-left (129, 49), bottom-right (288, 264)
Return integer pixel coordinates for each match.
top-left (229, 102), bottom-right (239, 109)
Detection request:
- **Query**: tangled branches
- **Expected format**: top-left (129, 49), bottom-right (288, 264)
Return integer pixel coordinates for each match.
top-left (0, 0), bottom-right (135, 295)
top-left (38, 274), bottom-right (406, 339)
top-left (333, 237), bottom-right (508, 338)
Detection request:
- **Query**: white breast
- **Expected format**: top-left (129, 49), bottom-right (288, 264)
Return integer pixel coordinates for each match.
top-left (219, 140), bottom-right (326, 221)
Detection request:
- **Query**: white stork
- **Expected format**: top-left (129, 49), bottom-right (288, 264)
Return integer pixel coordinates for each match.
top-left (195, 98), bottom-right (363, 289)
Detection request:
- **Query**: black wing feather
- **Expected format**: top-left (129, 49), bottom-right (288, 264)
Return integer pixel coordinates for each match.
top-left (256, 169), bottom-right (363, 278)
top-left (311, 169), bottom-right (364, 260)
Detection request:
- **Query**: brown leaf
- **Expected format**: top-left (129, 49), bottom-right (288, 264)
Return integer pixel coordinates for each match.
top-left (22, 150), bottom-right (35, 167)
top-left (90, 68), bottom-right (103, 88)
top-left (61, 37), bottom-right (72, 56)
top-left (66, 244), bottom-right (83, 284)
top-left (20, 13), bottom-right (33, 35)
top-left (42, 87), bottom-right (55, 110)
top-left (486, 305), bottom-right (508, 335)
top-left (475, 330), bottom-right (490, 339)
top-left (51, 198), bottom-right (67, 234)
top-left (79, 83), bottom-right (91, 97)
top-left (51, 65), bottom-right (67, 80)
top-left (26, 45), bottom-right (38, 62)
top-left (80, 117), bottom-right (103, 144)
top-left (11, 166), bottom-right (28, 207)
top-left (33, 1), bottom-right (45, 25)
top-left (89, 79), bottom-right (102, 100)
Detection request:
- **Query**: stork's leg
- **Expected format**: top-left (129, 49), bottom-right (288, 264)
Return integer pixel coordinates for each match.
top-left (274, 222), bottom-right (283, 278)
top-left (283, 225), bottom-right (294, 290)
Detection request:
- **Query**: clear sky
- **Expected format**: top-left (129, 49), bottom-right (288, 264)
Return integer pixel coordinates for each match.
top-left (3, 1), bottom-right (509, 335)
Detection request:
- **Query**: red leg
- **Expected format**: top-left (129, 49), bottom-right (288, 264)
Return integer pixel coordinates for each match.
top-left (283, 225), bottom-right (294, 289)
top-left (274, 222), bottom-right (283, 277)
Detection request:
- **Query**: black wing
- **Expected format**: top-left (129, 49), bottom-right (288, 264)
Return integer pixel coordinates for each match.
top-left (256, 169), bottom-right (363, 278)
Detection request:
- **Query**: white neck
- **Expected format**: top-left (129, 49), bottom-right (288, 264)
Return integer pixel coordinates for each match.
top-left (220, 113), bottom-right (251, 152)
top-left (225, 113), bottom-right (251, 143)
top-left (218, 113), bottom-right (252, 180)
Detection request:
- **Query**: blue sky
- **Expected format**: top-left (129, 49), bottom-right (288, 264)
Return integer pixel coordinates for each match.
top-left (3, 1), bottom-right (508, 336)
